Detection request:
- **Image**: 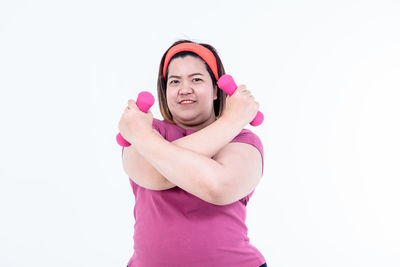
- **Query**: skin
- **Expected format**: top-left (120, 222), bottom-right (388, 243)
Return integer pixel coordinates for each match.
top-left (119, 55), bottom-right (262, 205)
top-left (166, 56), bottom-right (218, 130)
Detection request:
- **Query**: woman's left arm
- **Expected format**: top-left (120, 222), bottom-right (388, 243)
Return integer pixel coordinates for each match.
top-left (133, 131), bottom-right (262, 205)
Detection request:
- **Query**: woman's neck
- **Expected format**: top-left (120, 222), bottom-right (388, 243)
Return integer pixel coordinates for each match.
top-left (173, 114), bottom-right (217, 131)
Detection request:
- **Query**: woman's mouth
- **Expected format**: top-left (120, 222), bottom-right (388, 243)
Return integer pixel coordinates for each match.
top-left (179, 100), bottom-right (196, 106)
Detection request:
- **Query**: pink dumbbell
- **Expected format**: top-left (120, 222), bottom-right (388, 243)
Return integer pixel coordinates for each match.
top-left (217, 74), bottom-right (264, 126)
top-left (116, 91), bottom-right (155, 147)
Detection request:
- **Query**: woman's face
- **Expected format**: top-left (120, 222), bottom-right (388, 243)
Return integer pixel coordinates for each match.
top-left (166, 55), bottom-right (218, 130)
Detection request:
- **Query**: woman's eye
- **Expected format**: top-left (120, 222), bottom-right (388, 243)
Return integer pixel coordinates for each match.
top-left (169, 80), bottom-right (179, 85)
top-left (193, 78), bottom-right (202, 82)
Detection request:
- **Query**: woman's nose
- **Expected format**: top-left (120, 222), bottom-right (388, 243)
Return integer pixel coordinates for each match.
top-left (178, 80), bottom-right (194, 94)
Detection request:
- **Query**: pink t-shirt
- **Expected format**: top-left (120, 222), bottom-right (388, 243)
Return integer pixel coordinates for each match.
top-left (126, 119), bottom-right (266, 267)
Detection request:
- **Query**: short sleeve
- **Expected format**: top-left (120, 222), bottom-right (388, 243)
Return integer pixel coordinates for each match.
top-left (230, 129), bottom-right (264, 174)
top-left (152, 118), bottom-right (167, 138)
top-left (230, 129), bottom-right (264, 206)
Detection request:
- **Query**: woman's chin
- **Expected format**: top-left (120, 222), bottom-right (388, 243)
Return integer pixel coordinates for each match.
top-left (173, 113), bottom-right (216, 129)
top-left (174, 117), bottom-right (201, 126)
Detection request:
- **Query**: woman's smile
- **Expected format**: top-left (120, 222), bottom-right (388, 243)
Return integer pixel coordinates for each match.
top-left (179, 99), bottom-right (196, 105)
top-left (166, 55), bottom-right (218, 130)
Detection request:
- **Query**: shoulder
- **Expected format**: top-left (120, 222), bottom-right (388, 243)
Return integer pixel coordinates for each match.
top-left (152, 118), bottom-right (186, 141)
top-left (212, 129), bottom-right (264, 205)
top-left (230, 128), bottom-right (263, 159)
top-left (152, 118), bottom-right (165, 133)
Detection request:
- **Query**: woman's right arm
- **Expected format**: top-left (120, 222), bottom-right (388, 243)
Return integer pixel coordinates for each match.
top-left (122, 115), bottom-right (244, 190)
top-left (122, 130), bottom-right (176, 190)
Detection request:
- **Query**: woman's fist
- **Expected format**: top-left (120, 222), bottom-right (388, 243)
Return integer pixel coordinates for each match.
top-left (118, 99), bottom-right (154, 144)
top-left (222, 85), bottom-right (260, 127)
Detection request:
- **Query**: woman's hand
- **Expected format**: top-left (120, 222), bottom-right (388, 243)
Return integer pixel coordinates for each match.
top-left (222, 85), bottom-right (260, 127)
top-left (118, 99), bottom-right (154, 144)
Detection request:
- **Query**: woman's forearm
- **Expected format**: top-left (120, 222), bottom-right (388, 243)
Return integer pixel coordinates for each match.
top-left (132, 130), bottom-right (227, 203)
top-left (172, 116), bottom-right (244, 157)
top-left (122, 116), bottom-right (244, 190)
top-left (122, 144), bottom-right (177, 190)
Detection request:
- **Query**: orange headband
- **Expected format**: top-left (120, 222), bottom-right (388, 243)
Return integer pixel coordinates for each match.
top-left (163, 42), bottom-right (219, 81)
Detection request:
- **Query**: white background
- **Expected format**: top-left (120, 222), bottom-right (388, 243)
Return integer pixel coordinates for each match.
top-left (1, 0), bottom-right (399, 266)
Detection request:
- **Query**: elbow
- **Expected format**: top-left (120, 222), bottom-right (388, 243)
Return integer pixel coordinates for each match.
top-left (209, 192), bottom-right (235, 206)
top-left (207, 169), bottom-right (233, 206)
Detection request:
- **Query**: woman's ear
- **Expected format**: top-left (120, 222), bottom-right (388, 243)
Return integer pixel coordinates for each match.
top-left (213, 85), bottom-right (218, 100)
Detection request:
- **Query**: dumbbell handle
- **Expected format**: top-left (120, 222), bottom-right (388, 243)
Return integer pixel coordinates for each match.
top-left (217, 74), bottom-right (264, 126)
top-left (116, 91), bottom-right (155, 147)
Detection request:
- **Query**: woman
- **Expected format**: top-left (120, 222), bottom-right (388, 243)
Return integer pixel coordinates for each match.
top-left (119, 40), bottom-right (267, 267)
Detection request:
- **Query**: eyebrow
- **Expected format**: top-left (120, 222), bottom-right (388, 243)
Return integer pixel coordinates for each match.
top-left (168, 73), bottom-right (204, 80)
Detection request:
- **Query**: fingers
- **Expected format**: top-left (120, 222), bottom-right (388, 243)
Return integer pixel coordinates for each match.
top-left (127, 99), bottom-right (137, 109)
top-left (236, 85), bottom-right (255, 99)
top-left (233, 85), bottom-right (260, 112)
top-left (124, 99), bottom-right (137, 113)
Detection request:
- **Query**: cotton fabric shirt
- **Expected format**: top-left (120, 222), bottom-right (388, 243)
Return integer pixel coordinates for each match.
top-left (126, 118), bottom-right (266, 267)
